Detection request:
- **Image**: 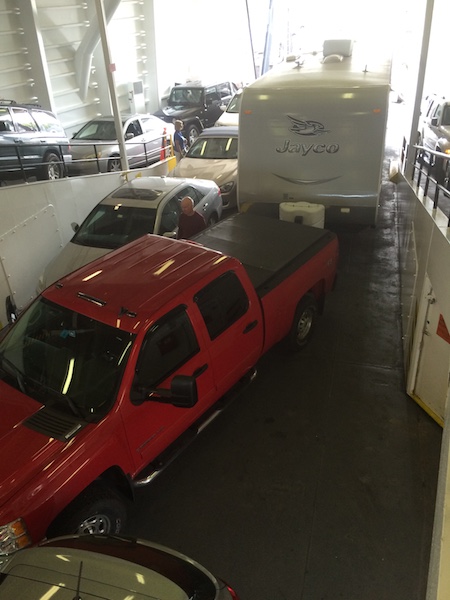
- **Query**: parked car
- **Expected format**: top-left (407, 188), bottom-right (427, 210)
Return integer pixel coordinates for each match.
top-left (38, 175), bottom-right (222, 290)
top-left (69, 114), bottom-right (174, 174)
top-left (418, 94), bottom-right (450, 181)
top-left (170, 127), bottom-right (238, 209)
top-left (154, 81), bottom-right (239, 145)
top-left (0, 534), bottom-right (240, 599)
top-left (215, 89), bottom-right (243, 127)
top-left (0, 99), bottom-right (71, 182)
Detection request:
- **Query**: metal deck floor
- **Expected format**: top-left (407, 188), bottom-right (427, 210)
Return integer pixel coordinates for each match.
top-left (126, 103), bottom-right (443, 600)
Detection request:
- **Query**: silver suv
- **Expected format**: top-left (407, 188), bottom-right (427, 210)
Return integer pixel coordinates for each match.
top-left (0, 100), bottom-right (71, 182)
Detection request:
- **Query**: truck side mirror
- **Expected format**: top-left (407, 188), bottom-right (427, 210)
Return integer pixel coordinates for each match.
top-left (130, 374), bottom-right (198, 407)
top-left (170, 375), bottom-right (198, 407)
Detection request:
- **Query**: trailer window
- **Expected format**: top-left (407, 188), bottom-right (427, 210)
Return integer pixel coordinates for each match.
top-left (195, 272), bottom-right (249, 340)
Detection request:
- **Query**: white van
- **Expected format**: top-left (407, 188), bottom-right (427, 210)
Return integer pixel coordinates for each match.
top-left (237, 41), bottom-right (391, 226)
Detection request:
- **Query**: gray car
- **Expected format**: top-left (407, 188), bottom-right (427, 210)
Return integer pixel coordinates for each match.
top-left (69, 114), bottom-right (175, 174)
top-left (0, 534), bottom-right (239, 600)
top-left (0, 99), bottom-right (71, 182)
top-left (38, 176), bottom-right (222, 291)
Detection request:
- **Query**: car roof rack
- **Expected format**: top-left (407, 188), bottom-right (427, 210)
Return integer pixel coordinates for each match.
top-left (0, 99), bottom-right (42, 108)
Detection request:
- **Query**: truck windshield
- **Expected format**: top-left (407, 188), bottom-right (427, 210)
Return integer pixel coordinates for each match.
top-left (0, 297), bottom-right (135, 420)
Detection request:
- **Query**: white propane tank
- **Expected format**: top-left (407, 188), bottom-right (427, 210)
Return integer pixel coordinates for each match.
top-left (279, 202), bottom-right (325, 228)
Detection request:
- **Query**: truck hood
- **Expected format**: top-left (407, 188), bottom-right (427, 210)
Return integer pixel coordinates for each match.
top-left (171, 158), bottom-right (237, 186)
top-left (157, 106), bottom-right (202, 122)
top-left (40, 242), bottom-right (111, 291)
top-left (0, 381), bottom-right (65, 507)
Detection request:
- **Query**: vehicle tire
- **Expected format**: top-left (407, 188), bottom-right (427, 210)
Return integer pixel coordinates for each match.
top-left (433, 149), bottom-right (446, 185)
top-left (207, 212), bottom-right (218, 227)
top-left (416, 133), bottom-right (425, 166)
top-left (288, 294), bottom-right (318, 351)
top-left (38, 151), bottom-right (64, 181)
top-left (107, 156), bottom-right (122, 172)
top-left (46, 482), bottom-right (127, 538)
top-left (186, 123), bottom-right (200, 146)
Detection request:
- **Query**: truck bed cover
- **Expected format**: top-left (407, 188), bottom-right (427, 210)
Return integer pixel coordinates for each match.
top-left (192, 213), bottom-right (336, 295)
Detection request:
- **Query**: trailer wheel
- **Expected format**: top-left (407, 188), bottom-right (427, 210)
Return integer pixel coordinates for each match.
top-left (288, 294), bottom-right (318, 351)
top-left (47, 482), bottom-right (127, 538)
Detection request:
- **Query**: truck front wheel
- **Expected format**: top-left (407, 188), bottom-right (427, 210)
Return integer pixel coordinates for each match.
top-left (47, 482), bottom-right (127, 538)
top-left (288, 294), bottom-right (318, 351)
top-left (186, 123), bottom-right (200, 146)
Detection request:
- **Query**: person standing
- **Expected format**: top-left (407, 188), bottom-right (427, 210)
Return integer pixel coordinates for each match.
top-left (173, 120), bottom-right (188, 163)
top-left (177, 196), bottom-right (206, 239)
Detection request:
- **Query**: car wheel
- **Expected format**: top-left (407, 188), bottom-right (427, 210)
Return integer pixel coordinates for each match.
top-left (107, 156), bottom-right (122, 172)
top-left (38, 151), bottom-right (64, 181)
top-left (186, 124), bottom-right (200, 146)
top-left (46, 482), bottom-right (127, 538)
top-left (433, 148), bottom-right (447, 185)
top-left (207, 212), bottom-right (218, 226)
top-left (288, 294), bottom-right (318, 351)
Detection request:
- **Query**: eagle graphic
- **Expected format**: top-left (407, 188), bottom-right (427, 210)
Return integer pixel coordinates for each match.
top-left (288, 116), bottom-right (329, 136)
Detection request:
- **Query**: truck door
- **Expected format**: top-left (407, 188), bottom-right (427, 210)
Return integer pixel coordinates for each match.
top-left (124, 305), bottom-right (216, 468)
top-left (204, 88), bottom-right (222, 127)
top-left (193, 270), bottom-right (263, 397)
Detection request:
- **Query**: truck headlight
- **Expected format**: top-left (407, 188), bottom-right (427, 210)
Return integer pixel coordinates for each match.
top-left (219, 181), bottom-right (235, 194)
top-left (0, 519), bottom-right (32, 555)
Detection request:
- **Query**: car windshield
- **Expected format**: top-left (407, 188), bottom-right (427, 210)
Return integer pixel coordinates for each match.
top-left (73, 204), bottom-right (157, 249)
top-left (226, 93), bottom-right (242, 114)
top-left (0, 297), bottom-right (135, 420)
top-left (187, 136), bottom-right (238, 159)
top-left (73, 120), bottom-right (118, 141)
top-left (169, 87), bottom-right (203, 107)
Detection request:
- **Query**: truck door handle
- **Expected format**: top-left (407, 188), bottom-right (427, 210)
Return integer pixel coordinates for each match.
top-left (192, 364), bottom-right (208, 377)
top-left (243, 320), bottom-right (258, 334)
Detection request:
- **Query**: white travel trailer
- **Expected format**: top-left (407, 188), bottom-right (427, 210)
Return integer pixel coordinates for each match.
top-left (237, 42), bottom-right (392, 226)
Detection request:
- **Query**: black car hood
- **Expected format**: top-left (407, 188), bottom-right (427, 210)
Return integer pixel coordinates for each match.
top-left (155, 106), bottom-right (202, 122)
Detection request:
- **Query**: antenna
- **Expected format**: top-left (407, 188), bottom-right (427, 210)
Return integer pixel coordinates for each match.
top-left (72, 560), bottom-right (83, 600)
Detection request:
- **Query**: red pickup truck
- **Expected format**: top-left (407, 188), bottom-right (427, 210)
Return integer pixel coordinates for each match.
top-left (0, 213), bottom-right (338, 554)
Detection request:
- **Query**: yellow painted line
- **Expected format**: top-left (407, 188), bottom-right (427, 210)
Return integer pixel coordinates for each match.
top-left (409, 392), bottom-right (444, 427)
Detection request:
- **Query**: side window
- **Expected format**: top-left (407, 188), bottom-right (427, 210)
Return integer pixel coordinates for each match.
top-left (0, 108), bottom-right (14, 132)
top-left (184, 185), bottom-right (204, 206)
top-left (134, 307), bottom-right (199, 389)
top-left (172, 186), bottom-right (202, 207)
top-left (443, 105), bottom-right (450, 127)
top-left (205, 88), bottom-right (220, 106)
top-left (217, 82), bottom-right (231, 100)
top-left (31, 110), bottom-right (65, 135)
top-left (126, 120), bottom-right (142, 137)
top-left (12, 108), bottom-right (38, 133)
top-left (195, 272), bottom-right (249, 340)
top-left (160, 197), bottom-right (181, 234)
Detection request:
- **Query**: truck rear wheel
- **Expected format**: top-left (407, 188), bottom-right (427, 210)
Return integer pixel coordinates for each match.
top-left (38, 151), bottom-right (64, 180)
top-left (288, 294), bottom-right (318, 351)
top-left (47, 482), bottom-right (127, 538)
